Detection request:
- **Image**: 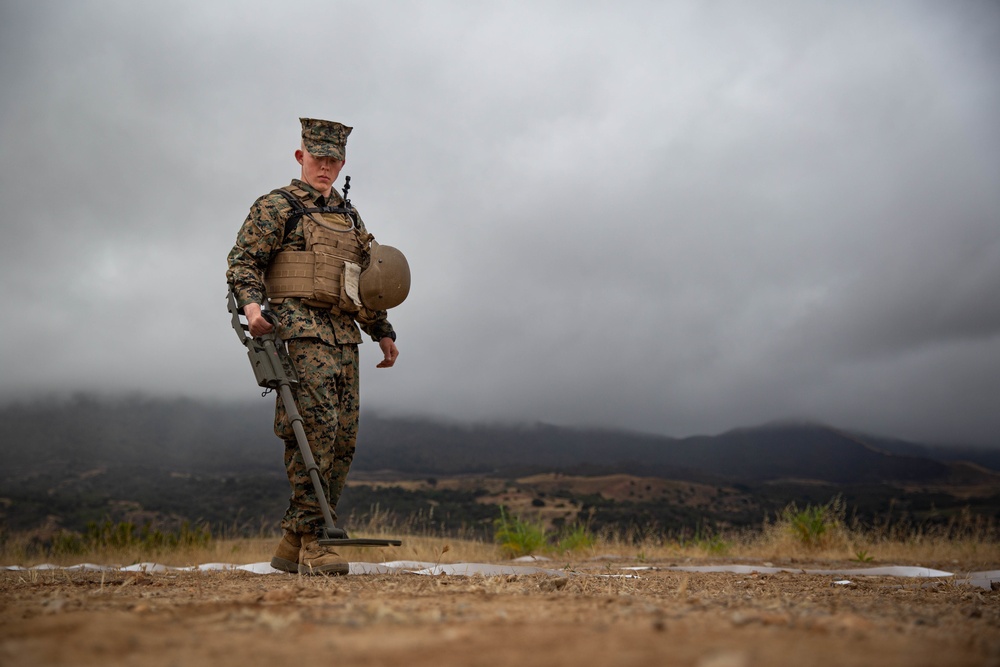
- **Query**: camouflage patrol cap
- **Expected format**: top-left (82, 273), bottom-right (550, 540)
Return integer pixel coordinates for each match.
top-left (300, 117), bottom-right (353, 160)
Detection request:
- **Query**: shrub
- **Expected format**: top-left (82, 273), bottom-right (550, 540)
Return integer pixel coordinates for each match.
top-left (493, 507), bottom-right (598, 557)
top-left (555, 523), bottom-right (595, 553)
top-left (493, 506), bottom-right (547, 557)
top-left (782, 497), bottom-right (844, 548)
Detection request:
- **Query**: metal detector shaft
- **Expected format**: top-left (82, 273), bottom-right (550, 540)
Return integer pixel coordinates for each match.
top-left (265, 341), bottom-right (401, 547)
top-left (274, 380), bottom-right (342, 538)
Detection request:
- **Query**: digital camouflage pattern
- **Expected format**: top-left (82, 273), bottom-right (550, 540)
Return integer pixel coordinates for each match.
top-left (227, 177), bottom-right (394, 535)
top-left (226, 178), bottom-right (395, 345)
top-left (275, 338), bottom-right (359, 532)
top-left (300, 117), bottom-right (352, 160)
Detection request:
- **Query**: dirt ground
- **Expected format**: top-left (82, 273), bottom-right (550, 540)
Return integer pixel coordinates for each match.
top-left (2, 559), bottom-right (999, 667)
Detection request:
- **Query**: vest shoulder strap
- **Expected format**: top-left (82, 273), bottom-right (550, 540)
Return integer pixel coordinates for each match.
top-left (270, 186), bottom-right (360, 241)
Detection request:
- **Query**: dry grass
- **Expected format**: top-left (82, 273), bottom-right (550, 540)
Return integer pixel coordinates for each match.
top-left (551, 507), bottom-right (1000, 571)
top-left (3, 504), bottom-right (998, 571)
top-left (2, 530), bottom-right (996, 571)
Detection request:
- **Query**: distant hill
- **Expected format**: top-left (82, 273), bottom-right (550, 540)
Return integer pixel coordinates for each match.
top-left (356, 416), bottom-right (1000, 487)
top-left (2, 396), bottom-right (998, 537)
top-left (1, 396), bottom-right (998, 484)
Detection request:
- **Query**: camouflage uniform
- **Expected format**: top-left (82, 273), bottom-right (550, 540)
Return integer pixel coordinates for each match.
top-left (227, 177), bottom-right (394, 535)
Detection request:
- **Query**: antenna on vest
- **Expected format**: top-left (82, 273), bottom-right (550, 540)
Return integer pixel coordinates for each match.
top-left (342, 175), bottom-right (352, 209)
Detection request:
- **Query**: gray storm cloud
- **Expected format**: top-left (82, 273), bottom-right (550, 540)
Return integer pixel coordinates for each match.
top-left (1, 1), bottom-right (998, 446)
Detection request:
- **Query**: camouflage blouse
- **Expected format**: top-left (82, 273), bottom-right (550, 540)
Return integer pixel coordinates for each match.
top-left (227, 179), bottom-right (395, 345)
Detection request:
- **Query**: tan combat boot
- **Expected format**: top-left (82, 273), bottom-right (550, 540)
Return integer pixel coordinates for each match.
top-left (270, 531), bottom-right (301, 573)
top-left (298, 532), bottom-right (350, 575)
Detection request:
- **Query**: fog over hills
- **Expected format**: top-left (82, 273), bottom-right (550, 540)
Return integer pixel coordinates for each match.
top-left (2, 396), bottom-right (998, 483)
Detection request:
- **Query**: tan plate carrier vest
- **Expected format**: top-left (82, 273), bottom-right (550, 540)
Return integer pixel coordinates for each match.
top-left (264, 185), bottom-right (373, 315)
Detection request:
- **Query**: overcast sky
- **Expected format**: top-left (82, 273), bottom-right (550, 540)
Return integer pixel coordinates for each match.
top-left (1, 1), bottom-right (998, 446)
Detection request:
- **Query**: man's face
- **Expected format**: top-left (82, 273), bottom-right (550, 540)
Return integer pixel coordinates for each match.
top-left (296, 148), bottom-right (344, 196)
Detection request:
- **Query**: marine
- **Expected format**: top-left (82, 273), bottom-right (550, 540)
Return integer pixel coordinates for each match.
top-left (226, 117), bottom-right (403, 574)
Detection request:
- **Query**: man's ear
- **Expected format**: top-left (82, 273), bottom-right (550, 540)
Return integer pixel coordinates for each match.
top-left (295, 149), bottom-right (304, 165)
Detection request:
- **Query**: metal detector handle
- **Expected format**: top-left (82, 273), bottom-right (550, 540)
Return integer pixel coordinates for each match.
top-left (227, 288), bottom-right (251, 345)
top-left (227, 289), bottom-right (298, 389)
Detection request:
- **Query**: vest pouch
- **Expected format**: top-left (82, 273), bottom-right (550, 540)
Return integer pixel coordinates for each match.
top-left (339, 262), bottom-right (363, 314)
top-left (312, 251), bottom-right (344, 306)
top-left (265, 251), bottom-right (317, 300)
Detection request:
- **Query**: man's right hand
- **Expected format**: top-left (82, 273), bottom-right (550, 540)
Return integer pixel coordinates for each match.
top-left (244, 303), bottom-right (275, 337)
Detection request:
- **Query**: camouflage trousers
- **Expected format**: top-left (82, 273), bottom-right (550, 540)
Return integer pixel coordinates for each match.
top-left (273, 337), bottom-right (360, 534)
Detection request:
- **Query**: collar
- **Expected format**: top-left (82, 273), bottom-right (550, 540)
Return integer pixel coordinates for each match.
top-left (291, 179), bottom-right (342, 206)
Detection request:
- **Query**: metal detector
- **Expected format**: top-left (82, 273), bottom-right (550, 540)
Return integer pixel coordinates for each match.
top-left (228, 289), bottom-right (401, 548)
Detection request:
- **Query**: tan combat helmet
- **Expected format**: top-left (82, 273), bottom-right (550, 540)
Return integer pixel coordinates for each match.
top-left (360, 240), bottom-right (411, 310)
